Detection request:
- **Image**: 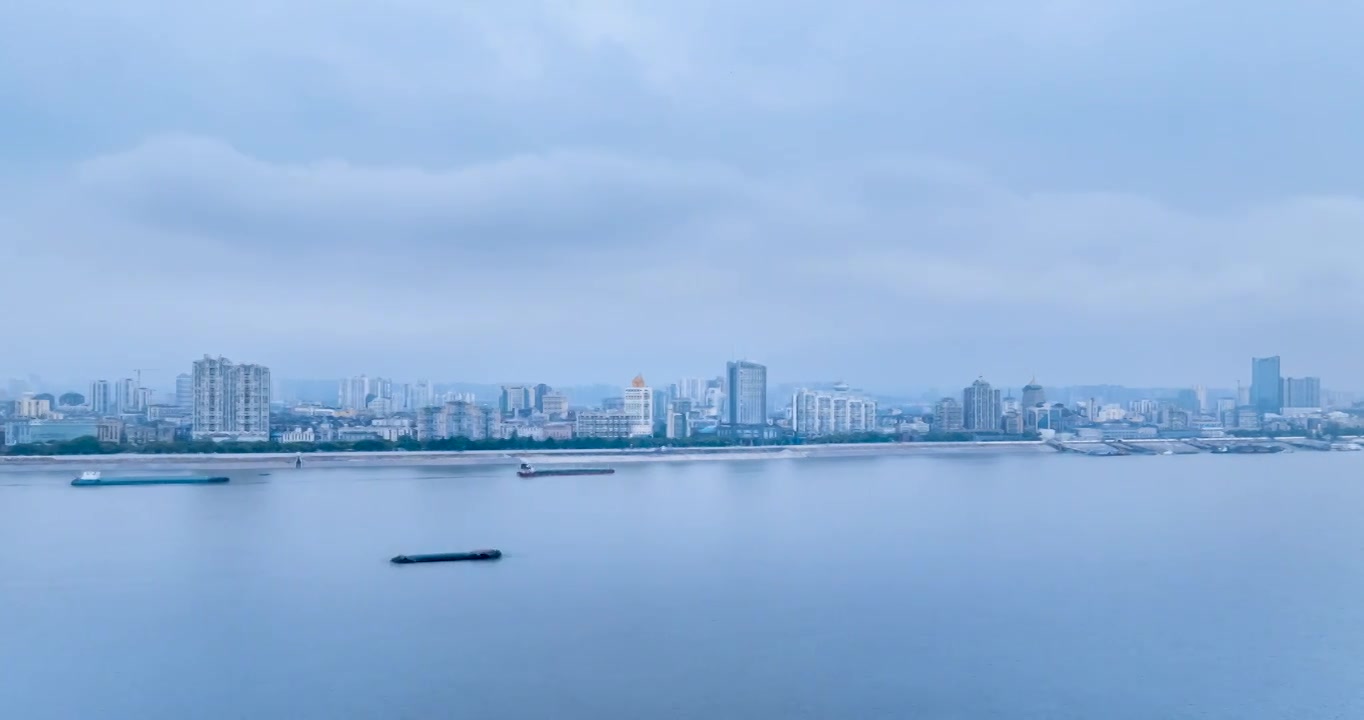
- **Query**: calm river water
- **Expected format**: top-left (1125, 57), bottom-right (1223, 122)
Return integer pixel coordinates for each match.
top-left (3, 452), bottom-right (1364, 719)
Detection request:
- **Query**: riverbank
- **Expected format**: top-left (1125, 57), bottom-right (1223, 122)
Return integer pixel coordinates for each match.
top-left (0, 440), bottom-right (1057, 470)
top-left (2, 436), bottom-right (1345, 471)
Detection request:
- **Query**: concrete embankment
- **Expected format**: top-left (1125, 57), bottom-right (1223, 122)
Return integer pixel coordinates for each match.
top-left (0, 440), bottom-right (1054, 471)
top-left (4, 436), bottom-right (1351, 471)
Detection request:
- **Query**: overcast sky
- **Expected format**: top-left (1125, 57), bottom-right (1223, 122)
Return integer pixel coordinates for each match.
top-left (4, 1), bottom-right (1363, 391)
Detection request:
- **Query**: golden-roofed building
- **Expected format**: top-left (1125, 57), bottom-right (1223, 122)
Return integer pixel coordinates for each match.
top-left (631, 374), bottom-right (647, 388)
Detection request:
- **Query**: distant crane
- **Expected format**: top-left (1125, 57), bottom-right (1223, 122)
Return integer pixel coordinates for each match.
top-left (132, 368), bottom-right (160, 388)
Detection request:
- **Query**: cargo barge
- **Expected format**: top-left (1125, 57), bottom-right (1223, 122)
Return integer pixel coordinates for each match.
top-left (71, 471), bottom-right (230, 487)
top-left (391, 549), bottom-right (502, 564)
top-left (516, 463), bottom-right (614, 478)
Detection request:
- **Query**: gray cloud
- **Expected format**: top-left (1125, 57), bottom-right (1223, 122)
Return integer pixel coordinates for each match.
top-left (2, 1), bottom-right (1363, 391)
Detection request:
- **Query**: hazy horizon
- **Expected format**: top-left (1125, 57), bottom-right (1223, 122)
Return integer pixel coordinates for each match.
top-left (5, 2), bottom-right (1363, 388)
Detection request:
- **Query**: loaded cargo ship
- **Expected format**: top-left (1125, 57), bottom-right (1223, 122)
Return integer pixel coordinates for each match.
top-left (517, 463), bottom-right (614, 478)
top-left (71, 471), bottom-right (230, 487)
top-left (391, 549), bottom-right (502, 564)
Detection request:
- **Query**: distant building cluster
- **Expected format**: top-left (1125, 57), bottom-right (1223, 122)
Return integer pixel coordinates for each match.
top-left (2, 350), bottom-right (1357, 450)
top-left (791, 383), bottom-right (877, 437)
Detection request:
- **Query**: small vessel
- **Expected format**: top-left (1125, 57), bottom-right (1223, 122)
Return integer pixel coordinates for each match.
top-left (516, 462), bottom-right (615, 478)
top-left (391, 549), bottom-right (502, 564)
top-left (71, 471), bottom-right (229, 487)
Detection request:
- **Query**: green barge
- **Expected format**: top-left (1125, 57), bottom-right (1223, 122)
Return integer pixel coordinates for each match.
top-left (71, 471), bottom-right (230, 487)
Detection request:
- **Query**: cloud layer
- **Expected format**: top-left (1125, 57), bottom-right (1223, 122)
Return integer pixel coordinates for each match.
top-left (3, 1), bottom-right (1363, 391)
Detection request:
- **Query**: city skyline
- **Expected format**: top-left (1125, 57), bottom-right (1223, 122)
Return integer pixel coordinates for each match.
top-left (3, 350), bottom-right (1354, 451)
top-left (0, 354), bottom-right (1348, 404)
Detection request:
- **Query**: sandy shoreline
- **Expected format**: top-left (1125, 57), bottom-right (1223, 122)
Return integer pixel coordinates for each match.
top-left (0, 441), bottom-right (1060, 471)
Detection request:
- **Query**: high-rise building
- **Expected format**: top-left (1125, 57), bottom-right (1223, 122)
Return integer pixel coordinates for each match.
top-left (402, 380), bottom-right (433, 411)
top-left (1250, 356), bottom-right (1282, 415)
top-left (499, 385), bottom-right (532, 416)
top-left (193, 357), bottom-right (232, 435)
top-left (1021, 378), bottom-right (1046, 430)
top-left (541, 391), bottom-right (569, 419)
top-left (192, 356), bottom-right (270, 439)
top-left (533, 384), bottom-right (552, 413)
top-left (89, 380), bottom-right (112, 415)
top-left (725, 360), bottom-right (767, 427)
top-left (1021, 378), bottom-right (1046, 409)
top-left (791, 388), bottom-right (877, 437)
top-left (933, 397), bottom-right (964, 432)
top-left (417, 401), bottom-right (487, 441)
top-left (1282, 376), bottom-right (1322, 409)
top-left (962, 377), bottom-right (1001, 432)
top-left (678, 378), bottom-right (705, 403)
top-left (175, 373), bottom-right (193, 410)
top-left (623, 375), bottom-right (654, 437)
top-left (1175, 389), bottom-right (1199, 414)
top-left (233, 363), bottom-right (271, 434)
top-left (666, 399), bottom-right (692, 439)
top-left (339, 375), bottom-right (370, 411)
top-left (116, 378), bottom-right (139, 414)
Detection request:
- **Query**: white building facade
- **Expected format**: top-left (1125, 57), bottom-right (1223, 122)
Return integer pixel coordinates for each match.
top-left (624, 375), bottom-right (654, 437)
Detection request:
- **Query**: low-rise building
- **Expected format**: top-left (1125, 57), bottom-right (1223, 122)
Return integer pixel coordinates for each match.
top-left (543, 422), bottom-right (574, 441)
top-left (125, 423), bottom-right (177, 445)
top-left (4, 419), bottom-right (101, 446)
top-left (575, 412), bottom-right (632, 439)
top-left (281, 427), bottom-right (317, 444)
top-left (97, 419), bottom-right (125, 443)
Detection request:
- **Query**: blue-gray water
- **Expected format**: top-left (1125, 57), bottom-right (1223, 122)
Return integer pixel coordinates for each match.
top-left (4, 453), bottom-right (1364, 719)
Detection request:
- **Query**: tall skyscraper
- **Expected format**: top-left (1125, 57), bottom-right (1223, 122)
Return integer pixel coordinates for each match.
top-left (89, 380), bottom-right (112, 415)
top-left (962, 377), bottom-right (1001, 432)
top-left (725, 360), bottom-right (767, 426)
top-left (1250, 356), bottom-right (1282, 414)
top-left (623, 375), bottom-right (654, 437)
top-left (175, 373), bottom-right (193, 410)
top-left (1021, 378), bottom-right (1046, 430)
top-left (193, 356), bottom-right (271, 438)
